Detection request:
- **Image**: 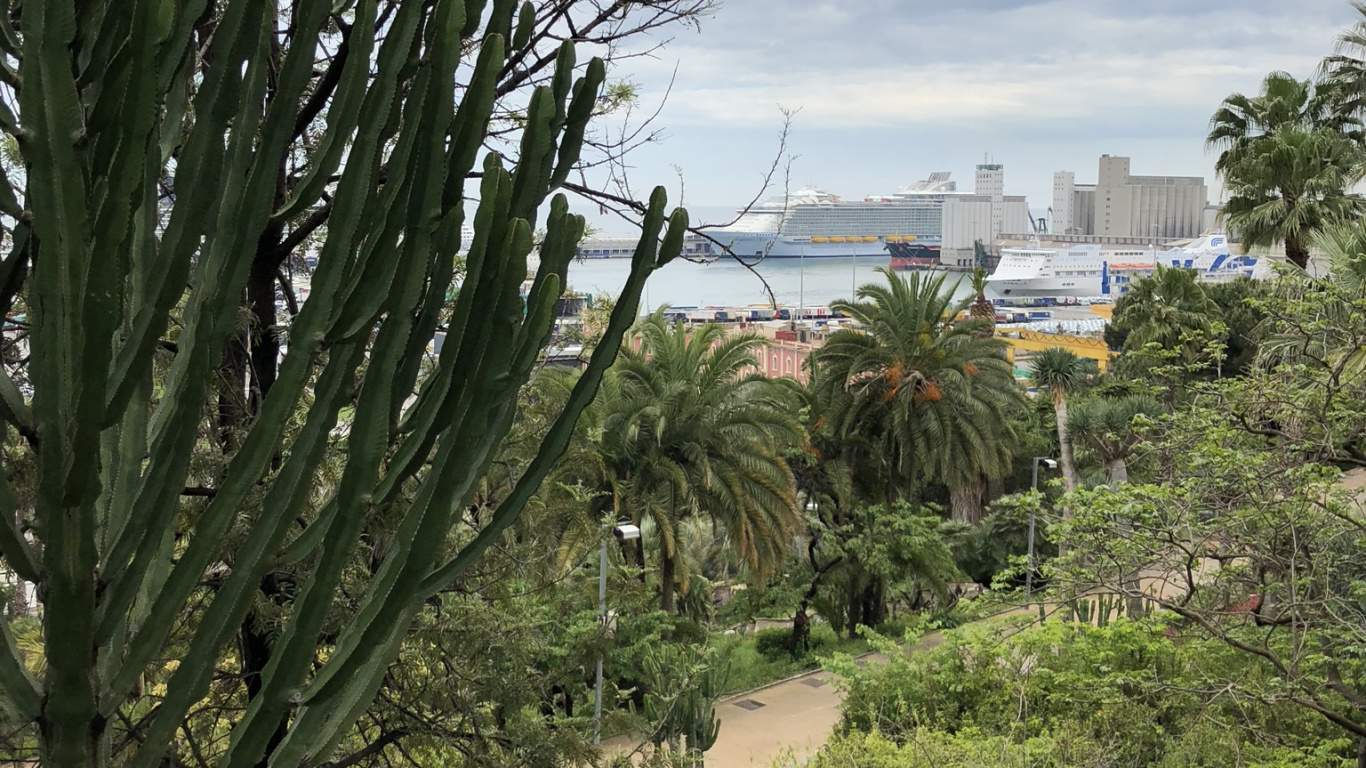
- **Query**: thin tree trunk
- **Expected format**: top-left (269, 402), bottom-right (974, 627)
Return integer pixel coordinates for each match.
top-left (1053, 391), bottom-right (1077, 558)
top-left (660, 547), bottom-right (676, 614)
top-left (1053, 392), bottom-right (1077, 492)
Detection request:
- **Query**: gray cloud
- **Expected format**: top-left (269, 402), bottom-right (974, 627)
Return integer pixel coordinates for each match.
top-left (579, 0), bottom-right (1366, 230)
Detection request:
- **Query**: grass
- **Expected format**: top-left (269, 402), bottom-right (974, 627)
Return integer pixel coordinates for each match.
top-left (712, 624), bottom-right (873, 696)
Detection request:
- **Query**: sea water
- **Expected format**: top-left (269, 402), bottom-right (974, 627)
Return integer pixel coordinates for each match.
top-left (562, 255), bottom-right (975, 311)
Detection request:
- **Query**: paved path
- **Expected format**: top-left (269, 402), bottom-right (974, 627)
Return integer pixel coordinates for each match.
top-left (706, 669), bottom-right (843, 768)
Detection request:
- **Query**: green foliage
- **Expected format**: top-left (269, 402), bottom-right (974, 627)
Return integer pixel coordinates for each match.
top-left (543, 317), bottom-right (804, 613)
top-left (811, 268), bottom-right (1024, 521)
top-left (0, 3), bottom-right (691, 766)
top-left (715, 624), bottom-right (864, 695)
top-left (1207, 71), bottom-right (1366, 268)
top-left (808, 501), bottom-right (962, 636)
top-left (790, 727), bottom-right (1351, 768)
top-left (822, 621), bottom-right (1350, 767)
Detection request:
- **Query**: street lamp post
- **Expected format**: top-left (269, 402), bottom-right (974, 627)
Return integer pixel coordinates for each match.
top-left (594, 521), bottom-right (641, 744)
top-left (1026, 457), bottom-right (1058, 599)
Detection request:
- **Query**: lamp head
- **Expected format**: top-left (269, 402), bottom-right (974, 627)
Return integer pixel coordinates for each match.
top-left (1041, 458), bottom-right (1058, 470)
top-left (612, 523), bottom-right (641, 542)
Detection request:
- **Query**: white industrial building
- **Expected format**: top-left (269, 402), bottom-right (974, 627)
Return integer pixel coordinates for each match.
top-left (1052, 155), bottom-right (1207, 240)
top-left (941, 162), bottom-right (1032, 256)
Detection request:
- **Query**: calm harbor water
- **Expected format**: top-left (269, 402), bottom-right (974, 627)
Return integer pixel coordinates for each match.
top-left (563, 255), bottom-right (974, 310)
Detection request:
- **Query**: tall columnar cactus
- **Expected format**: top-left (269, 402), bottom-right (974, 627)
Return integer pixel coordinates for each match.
top-left (0, 3), bottom-right (687, 767)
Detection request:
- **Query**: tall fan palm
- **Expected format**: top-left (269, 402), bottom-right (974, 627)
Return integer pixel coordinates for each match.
top-left (1109, 266), bottom-right (1218, 353)
top-left (812, 268), bottom-right (1023, 523)
top-left (1207, 71), bottom-right (1366, 269)
top-left (610, 317), bottom-right (804, 613)
top-left (1029, 348), bottom-right (1087, 493)
top-left (1319, 1), bottom-right (1366, 118)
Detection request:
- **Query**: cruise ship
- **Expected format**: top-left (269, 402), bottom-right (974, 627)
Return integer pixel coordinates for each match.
top-left (986, 234), bottom-right (1265, 299)
top-left (705, 174), bottom-right (964, 259)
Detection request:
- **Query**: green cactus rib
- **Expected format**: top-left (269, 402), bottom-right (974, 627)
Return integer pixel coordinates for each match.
top-left (101, 0), bottom-right (262, 424)
top-left (419, 190), bottom-right (686, 597)
top-left (551, 57), bottom-right (606, 189)
top-left (300, 209), bottom-right (532, 706)
top-left (122, 341), bottom-right (366, 768)
top-left (0, 613), bottom-right (38, 721)
top-left (0, 369), bottom-right (33, 439)
top-left (95, 4), bottom-right (281, 628)
top-left (275, 0), bottom-right (382, 221)
top-left (103, 0), bottom-right (432, 700)
top-left (0, 467), bottom-right (39, 583)
top-left (218, 15), bottom-right (466, 759)
top-left (98, 0), bottom-right (372, 616)
top-left (21, 0), bottom-right (102, 762)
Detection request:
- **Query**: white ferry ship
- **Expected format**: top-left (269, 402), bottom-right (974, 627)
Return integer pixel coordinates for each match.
top-left (705, 174), bottom-right (964, 259)
top-left (986, 234), bottom-right (1264, 300)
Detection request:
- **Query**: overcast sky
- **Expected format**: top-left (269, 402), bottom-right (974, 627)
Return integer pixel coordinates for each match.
top-left (581, 0), bottom-right (1363, 236)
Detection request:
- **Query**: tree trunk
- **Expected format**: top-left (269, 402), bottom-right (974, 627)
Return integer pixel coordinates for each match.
top-left (949, 479), bottom-right (985, 525)
top-left (1053, 392), bottom-right (1078, 492)
top-left (986, 476), bottom-right (1004, 505)
top-left (1104, 457), bottom-right (1128, 487)
top-left (1285, 234), bottom-right (1310, 271)
top-left (660, 547), bottom-right (676, 614)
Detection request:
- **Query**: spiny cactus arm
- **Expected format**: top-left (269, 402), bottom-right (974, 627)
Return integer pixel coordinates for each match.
top-left (381, 158), bottom-right (513, 504)
top-left (21, 0), bottom-right (102, 762)
top-left (0, 371), bottom-right (33, 443)
top-left (0, 468), bottom-right (39, 583)
top-left (119, 343), bottom-right (365, 768)
top-left (385, 240), bottom-right (457, 429)
top-left (550, 57), bottom-right (606, 189)
top-left (218, 21), bottom-right (465, 759)
top-left (275, 0), bottom-right (381, 221)
top-left (220, 270), bottom-right (430, 768)
top-left (102, 0), bottom-right (262, 423)
top-left (300, 213), bottom-right (535, 704)
top-left (0, 163), bottom-right (20, 219)
top-left (418, 191), bottom-right (685, 597)
top-left (97, 4), bottom-right (284, 622)
top-left (0, 616), bottom-right (38, 721)
top-left (102, 19), bottom-right (424, 680)
top-left (99, 0), bottom-right (392, 605)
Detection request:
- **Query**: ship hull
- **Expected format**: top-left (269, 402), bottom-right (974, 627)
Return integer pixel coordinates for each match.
top-left (887, 241), bottom-right (943, 269)
top-left (986, 277), bottom-right (1102, 299)
top-left (708, 232), bottom-right (891, 258)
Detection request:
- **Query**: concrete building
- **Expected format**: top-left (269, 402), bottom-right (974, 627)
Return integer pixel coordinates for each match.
top-left (1052, 155), bottom-right (1207, 240)
top-left (1051, 171), bottom-right (1075, 235)
top-left (942, 162), bottom-right (1032, 258)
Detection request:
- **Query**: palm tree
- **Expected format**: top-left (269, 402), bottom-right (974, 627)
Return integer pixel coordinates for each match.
top-left (1067, 395), bottom-right (1161, 486)
top-left (1257, 220), bottom-right (1366, 381)
top-left (1029, 347), bottom-right (1086, 493)
top-left (812, 268), bottom-right (1023, 523)
top-left (1318, 1), bottom-right (1366, 118)
top-left (968, 267), bottom-right (996, 339)
top-left (612, 317), bottom-right (804, 613)
top-left (1207, 71), bottom-right (1366, 269)
top-left (1108, 266), bottom-right (1218, 353)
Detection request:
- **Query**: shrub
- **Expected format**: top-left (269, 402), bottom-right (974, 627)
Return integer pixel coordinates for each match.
top-left (753, 627), bottom-right (795, 660)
